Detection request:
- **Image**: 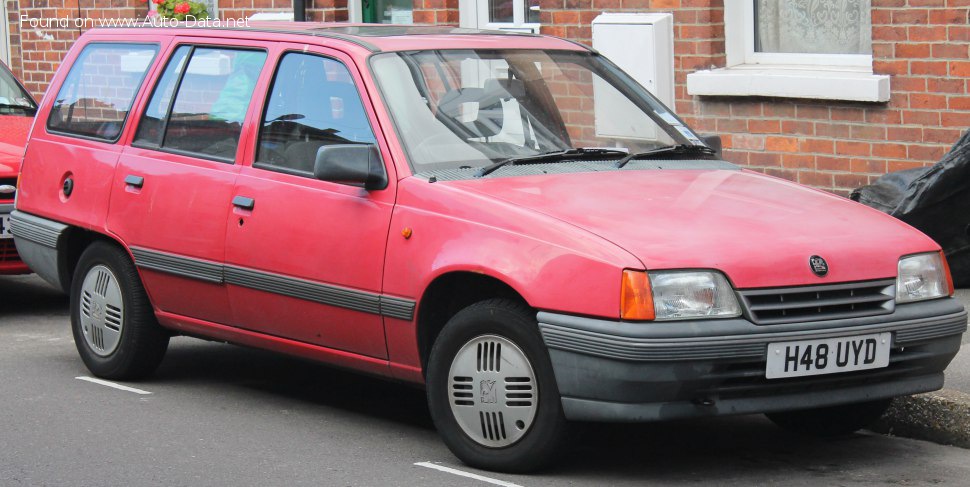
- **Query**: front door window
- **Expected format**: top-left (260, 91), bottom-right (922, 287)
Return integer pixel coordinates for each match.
top-left (480, 0), bottom-right (539, 32)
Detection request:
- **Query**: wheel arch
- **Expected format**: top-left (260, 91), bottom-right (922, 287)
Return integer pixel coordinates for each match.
top-left (57, 226), bottom-right (130, 293)
top-left (415, 270), bottom-right (533, 374)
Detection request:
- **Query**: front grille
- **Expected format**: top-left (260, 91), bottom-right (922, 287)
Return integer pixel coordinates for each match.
top-left (738, 279), bottom-right (895, 325)
top-left (0, 177), bottom-right (15, 202)
top-left (0, 239), bottom-right (19, 263)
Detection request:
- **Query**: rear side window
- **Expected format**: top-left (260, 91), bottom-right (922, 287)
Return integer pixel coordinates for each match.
top-left (47, 43), bottom-right (158, 141)
top-left (134, 46), bottom-right (267, 162)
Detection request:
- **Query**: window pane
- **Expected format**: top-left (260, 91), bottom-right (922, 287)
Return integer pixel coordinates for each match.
top-left (256, 53), bottom-right (376, 176)
top-left (754, 0), bottom-right (871, 55)
top-left (47, 43), bottom-right (158, 140)
top-left (489, 0), bottom-right (513, 23)
top-left (526, 0), bottom-right (540, 24)
top-left (134, 46), bottom-right (191, 147)
top-left (163, 48), bottom-right (266, 161)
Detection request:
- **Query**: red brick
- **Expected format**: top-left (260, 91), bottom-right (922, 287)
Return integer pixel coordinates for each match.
top-left (781, 153), bottom-right (815, 169)
top-left (766, 136), bottom-right (798, 152)
top-left (872, 143), bottom-right (908, 159)
top-left (731, 103), bottom-right (763, 117)
top-left (903, 110), bottom-right (941, 125)
top-left (800, 138), bottom-right (835, 154)
top-left (932, 43), bottom-right (969, 60)
top-left (851, 158), bottom-right (888, 174)
top-left (892, 76), bottom-right (927, 92)
top-left (927, 78), bottom-right (965, 94)
top-left (796, 104), bottom-right (830, 120)
top-left (763, 168), bottom-right (797, 182)
top-left (910, 93), bottom-right (949, 109)
top-left (716, 117), bottom-right (747, 133)
top-left (651, 0), bottom-right (680, 7)
top-left (873, 60), bottom-right (908, 75)
top-left (951, 26), bottom-right (970, 42)
top-left (833, 173), bottom-right (870, 190)
top-left (950, 61), bottom-right (970, 77)
top-left (908, 145), bottom-right (947, 161)
top-left (748, 119), bottom-right (780, 134)
top-left (781, 120), bottom-right (814, 136)
top-left (731, 134), bottom-right (765, 150)
top-left (816, 156), bottom-right (850, 171)
top-left (850, 124), bottom-right (887, 140)
top-left (798, 171), bottom-right (833, 188)
top-left (909, 26), bottom-right (948, 41)
top-left (924, 128), bottom-right (963, 144)
top-left (949, 96), bottom-right (970, 110)
top-left (929, 8), bottom-right (967, 23)
top-left (887, 126), bottom-right (923, 142)
top-left (748, 151), bottom-right (782, 167)
top-left (836, 141), bottom-right (871, 156)
top-left (892, 9), bottom-right (929, 24)
top-left (831, 108), bottom-right (866, 122)
top-left (909, 0), bottom-right (944, 5)
top-left (872, 26), bottom-right (908, 41)
top-left (895, 43), bottom-right (931, 58)
top-left (942, 112), bottom-right (970, 127)
top-left (890, 160), bottom-right (932, 172)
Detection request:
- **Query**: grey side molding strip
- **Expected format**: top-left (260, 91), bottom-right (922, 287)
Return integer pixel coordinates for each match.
top-left (8, 210), bottom-right (66, 249)
top-left (131, 246), bottom-right (415, 321)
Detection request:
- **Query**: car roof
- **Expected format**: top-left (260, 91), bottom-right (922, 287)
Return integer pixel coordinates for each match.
top-left (84, 22), bottom-right (590, 54)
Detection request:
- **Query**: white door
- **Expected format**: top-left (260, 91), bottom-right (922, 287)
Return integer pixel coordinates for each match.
top-left (460, 0), bottom-right (539, 33)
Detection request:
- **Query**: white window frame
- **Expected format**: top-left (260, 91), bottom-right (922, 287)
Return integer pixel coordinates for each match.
top-left (687, 0), bottom-right (889, 102)
top-left (459, 0), bottom-right (539, 33)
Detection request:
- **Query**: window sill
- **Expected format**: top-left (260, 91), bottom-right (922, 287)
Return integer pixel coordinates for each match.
top-left (686, 66), bottom-right (890, 103)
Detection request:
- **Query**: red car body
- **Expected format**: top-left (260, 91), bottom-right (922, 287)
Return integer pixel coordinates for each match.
top-left (10, 25), bottom-right (966, 471)
top-left (0, 62), bottom-right (36, 274)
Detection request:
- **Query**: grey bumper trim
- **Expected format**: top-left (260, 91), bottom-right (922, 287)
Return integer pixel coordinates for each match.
top-left (538, 306), bottom-right (968, 362)
top-left (0, 203), bottom-right (13, 214)
top-left (8, 210), bottom-right (67, 249)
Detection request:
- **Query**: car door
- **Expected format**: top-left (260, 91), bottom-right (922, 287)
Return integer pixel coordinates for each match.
top-left (224, 48), bottom-right (396, 359)
top-left (108, 42), bottom-right (270, 325)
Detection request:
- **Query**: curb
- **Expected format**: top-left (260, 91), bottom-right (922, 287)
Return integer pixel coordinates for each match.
top-left (870, 389), bottom-right (970, 449)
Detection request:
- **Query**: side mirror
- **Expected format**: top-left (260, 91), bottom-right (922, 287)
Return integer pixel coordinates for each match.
top-left (313, 144), bottom-right (387, 191)
top-left (701, 134), bottom-right (723, 159)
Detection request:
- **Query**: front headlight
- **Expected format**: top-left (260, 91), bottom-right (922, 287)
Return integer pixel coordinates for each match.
top-left (896, 251), bottom-right (953, 303)
top-left (648, 270), bottom-right (741, 320)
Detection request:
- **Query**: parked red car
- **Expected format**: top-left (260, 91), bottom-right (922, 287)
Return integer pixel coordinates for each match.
top-left (10, 25), bottom-right (967, 472)
top-left (0, 61), bottom-right (37, 274)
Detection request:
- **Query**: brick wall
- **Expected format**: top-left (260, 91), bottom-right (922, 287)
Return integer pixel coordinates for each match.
top-left (540, 0), bottom-right (969, 195)
top-left (411, 0), bottom-right (457, 24)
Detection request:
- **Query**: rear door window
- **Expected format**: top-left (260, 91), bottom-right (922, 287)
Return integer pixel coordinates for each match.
top-left (47, 43), bottom-right (159, 141)
top-left (255, 52), bottom-right (376, 176)
top-left (134, 46), bottom-right (267, 162)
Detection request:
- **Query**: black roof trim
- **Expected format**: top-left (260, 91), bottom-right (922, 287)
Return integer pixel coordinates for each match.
top-left (96, 24), bottom-right (383, 52)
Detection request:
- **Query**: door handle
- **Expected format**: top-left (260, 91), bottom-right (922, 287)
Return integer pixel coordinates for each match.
top-left (124, 175), bottom-right (144, 188)
top-left (232, 196), bottom-right (255, 210)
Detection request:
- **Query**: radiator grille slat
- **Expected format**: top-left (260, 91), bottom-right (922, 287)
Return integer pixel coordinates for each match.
top-left (739, 279), bottom-right (896, 325)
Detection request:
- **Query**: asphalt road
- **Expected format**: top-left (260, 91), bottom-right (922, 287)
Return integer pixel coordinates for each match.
top-left (2, 274), bottom-right (969, 487)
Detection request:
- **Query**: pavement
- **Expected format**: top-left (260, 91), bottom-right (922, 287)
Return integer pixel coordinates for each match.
top-left (872, 288), bottom-right (970, 448)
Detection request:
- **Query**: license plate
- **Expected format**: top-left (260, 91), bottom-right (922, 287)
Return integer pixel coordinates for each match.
top-left (766, 332), bottom-right (891, 379)
top-left (0, 214), bottom-right (11, 239)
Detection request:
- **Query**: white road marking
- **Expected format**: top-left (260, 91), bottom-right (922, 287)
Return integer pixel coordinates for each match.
top-left (75, 376), bottom-right (152, 395)
top-left (414, 462), bottom-right (524, 487)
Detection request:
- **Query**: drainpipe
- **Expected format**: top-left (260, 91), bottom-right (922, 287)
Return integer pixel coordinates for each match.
top-left (294, 0), bottom-right (306, 21)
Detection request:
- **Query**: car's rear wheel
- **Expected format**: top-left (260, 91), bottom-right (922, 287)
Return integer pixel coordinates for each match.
top-left (426, 299), bottom-right (568, 473)
top-left (765, 398), bottom-right (892, 437)
top-left (71, 241), bottom-right (169, 380)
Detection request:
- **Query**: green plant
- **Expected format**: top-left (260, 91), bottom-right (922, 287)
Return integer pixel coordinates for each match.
top-left (151, 0), bottom-right (209, 20)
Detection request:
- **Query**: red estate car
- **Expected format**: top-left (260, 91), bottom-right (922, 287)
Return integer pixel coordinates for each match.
top-left (0, 61), bottom-right (37, 273)
top-left (10, 24), bottom-right (967, 472)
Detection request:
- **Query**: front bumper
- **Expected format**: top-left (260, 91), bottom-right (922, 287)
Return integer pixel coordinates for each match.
top-left (538, 297), bottom-right (967, 422)
top-left (0, 203), bottom-right (29, 275)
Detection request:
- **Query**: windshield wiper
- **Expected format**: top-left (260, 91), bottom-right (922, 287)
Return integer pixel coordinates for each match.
top-left (614, 144), bottom-right (717, 169)
top-left (475, 147), bottom-right (629, 178)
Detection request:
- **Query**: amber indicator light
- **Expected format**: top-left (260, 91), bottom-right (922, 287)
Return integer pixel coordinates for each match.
top-left (621, 270), bottom-right (655, 321)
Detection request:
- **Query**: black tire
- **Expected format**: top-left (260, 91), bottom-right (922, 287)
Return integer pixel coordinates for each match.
top-left (70, 241), bottom-right (169, 380)
top-left (426, 299), bottom-right (568, 473)
top-left (766, 399), bottom-right (892, 438)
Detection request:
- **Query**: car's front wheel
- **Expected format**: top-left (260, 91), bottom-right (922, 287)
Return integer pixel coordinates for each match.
top-left (70, 241), bottom-right (169, 380)
top-left (765, 398), bottom-right (892, 437)
top-left (426, 299), bottom-right (568, 473)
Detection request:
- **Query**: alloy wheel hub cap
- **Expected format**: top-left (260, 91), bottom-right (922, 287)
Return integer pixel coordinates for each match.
top-left (79, 265), bottom-right (124, 357)
top-left (447, 334), bottom-right (538, 448)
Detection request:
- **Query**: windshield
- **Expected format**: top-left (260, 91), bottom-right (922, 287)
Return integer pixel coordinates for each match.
top-left (370, 49), bottom-right (704, 172)
top-left (0, 64), bottom-right (36, 115)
